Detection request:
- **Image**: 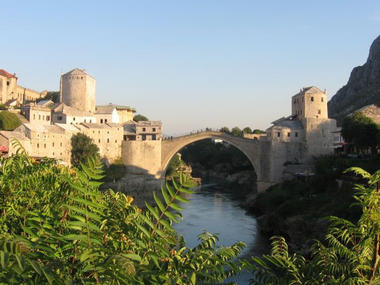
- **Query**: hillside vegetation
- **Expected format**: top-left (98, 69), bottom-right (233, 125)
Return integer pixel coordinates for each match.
top-left (0, 111), bottom-right (21, 131)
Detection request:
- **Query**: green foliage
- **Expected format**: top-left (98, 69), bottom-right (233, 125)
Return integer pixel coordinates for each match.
top-left (248, 167), bottom-right (380, 284)
top-left (0, 104), bottom-right (7, 110)
top-left (220, 126), bottom-right (230, 134)
top-left (0, 111), bottom-right (22, 131)
top-left (0, 145), bottom-right (245, 284)
top-left (133, 114), bottom-right (149, 122)
top-left (231, 126), bottom-right (242, 137)
top-left (71, 133), bottom-right (100, 168)
top-left (243, 127), bottom-right (253, 134)
top-left (181, 139), bottom-right (252, 172)
top-left (342, 112), bottom-right (380, 153)
top-left (103, 158), bottom-right (126, 182)
top-left (37, 91), bottom-right (60, 103)
top-left (253, 129), bottom-right (266, 134)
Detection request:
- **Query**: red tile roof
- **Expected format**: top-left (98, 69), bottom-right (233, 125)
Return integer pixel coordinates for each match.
top-left (0, 69), bottom-right (17, 79)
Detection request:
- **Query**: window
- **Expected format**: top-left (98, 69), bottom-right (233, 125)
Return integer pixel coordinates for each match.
top-left (318, 109), bottom-right (321, 114)
top-left (311, 96), bottom-right (314, 102)
top-left (44, 144), bottom-right (46, 148)
top-left (123, 135), bottom-right (127, 141)
top-left (100, 119), bottom-right (103, 123)
top-left (73, 117), bottom-right (76, 121)
top-left (98, 139), bottom-right (100, 143)
top-left (58, 116), bottom-right (63, 121)
top-left (142, 127), bottom-right (146, 132)
top-left (46, 116), bottom-right (50, 121)
top-left (39, 115), bottom-right (41, 120)
top-left (6, 81), bottom-right (9, 86)
top-left (52, 142), bottom-right (54, 147)
top-left (295, 132), bottom-right (298, 137)
top-left (107, 138), bottom-right (109, 143)
top-left (287, 132), bottom-right (290, 137)
top-left (277, 132), bottom-right (280, 137)
top-left (115, 140), bottom-right (117, 143)
top-left (142, 135), bottom-right (146, 141)
top-left (105, 119), bottom-right (108, 123)
top-left (321, 97), bottom-right (324, 102)
top-left (60, 142), bottom-right (62, 147)
top-left (84, 119), bottom-right (86, 123)
top-left (33, 114), bottom-right (36, 120)
top-left (152, 128), bottom-right (156, 132)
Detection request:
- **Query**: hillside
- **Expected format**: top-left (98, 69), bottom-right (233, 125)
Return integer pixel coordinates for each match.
top-left (328, 35), bottom-right (380, 123)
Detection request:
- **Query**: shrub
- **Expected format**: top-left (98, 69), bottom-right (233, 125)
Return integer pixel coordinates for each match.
top-left (0, 146), bottom-right (245, 283)
top-left (0, 111), bottom-right (21, 130)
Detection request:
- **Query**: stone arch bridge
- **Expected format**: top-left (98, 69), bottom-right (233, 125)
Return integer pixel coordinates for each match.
top-left (122, 131), bottom-right (297, 192)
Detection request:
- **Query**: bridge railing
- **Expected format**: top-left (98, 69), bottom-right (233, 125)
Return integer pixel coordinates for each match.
top-left (162, 128), bottom-right (222, 140)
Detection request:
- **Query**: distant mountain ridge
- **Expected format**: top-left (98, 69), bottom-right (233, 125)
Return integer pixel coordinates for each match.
top-left (328, 35), bottom-right (380, 124)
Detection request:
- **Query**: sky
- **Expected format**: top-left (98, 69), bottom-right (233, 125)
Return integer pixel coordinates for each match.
top-left (1, 0), bottom-right (379, 135)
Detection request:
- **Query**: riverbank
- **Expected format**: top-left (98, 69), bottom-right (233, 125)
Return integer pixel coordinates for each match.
top-left (243, 155), bottom-right (380, 255)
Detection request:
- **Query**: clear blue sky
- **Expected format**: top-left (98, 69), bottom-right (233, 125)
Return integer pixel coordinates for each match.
top-left (1, 0), bottom-right (379, 135)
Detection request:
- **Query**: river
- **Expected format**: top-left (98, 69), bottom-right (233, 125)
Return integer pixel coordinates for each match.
top-left (173, 184), bottom-right (268, 284)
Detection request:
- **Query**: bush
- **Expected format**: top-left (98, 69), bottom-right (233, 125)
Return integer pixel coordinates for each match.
top-left (0, 149), bottom-right (245, 284)
top-left (0, 111), bottom-right (21, 130)
top-left (133, 114), bottom-right (149, 122)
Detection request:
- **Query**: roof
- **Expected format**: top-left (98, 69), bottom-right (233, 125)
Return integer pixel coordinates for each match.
top-left (0, 69), bottom-right (17, 79)
top-left (0, 130), bottom-right (28, 140)
top-left (294, 86), bottom-right (326, 97)
top-left (36, 99), bottom-right (54, 108)
top-left (269, 116), bottom-right (303, 130)
top-left (123, 122), bottom-right (136, 134)
top-left (62, 68), bottom-right (94, 79)
top-left (95, 104), bottom-right (136, 114)
top-left (79, 122), bottom-right (122, 129)
top-left (53, 103), bottom-right (94, 117)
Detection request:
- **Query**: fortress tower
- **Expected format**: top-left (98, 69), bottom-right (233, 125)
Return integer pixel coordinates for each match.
top-left (291, 86), bottom-right (328, 119)
top-left (60, 69), bottom-right (96, 113)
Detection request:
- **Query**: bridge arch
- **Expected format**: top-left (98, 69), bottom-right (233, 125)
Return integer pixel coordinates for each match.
top-left (160, 131), bottom-right (262, 184)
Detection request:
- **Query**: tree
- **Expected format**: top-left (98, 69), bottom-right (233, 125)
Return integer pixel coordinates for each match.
top-left (71, 133), bottom-right (99, 168)
top-left (0, 111), bottom-right (21, 131)
top-left (37, 91), bottom-right (60, 103)
top-left (248, 167), bottom-right (380, 284)
top-left (231, 126), bottom-right (242, 137)
top-left (243, 127), bottom-right (253, 134)
top-left (253, 129), bottom-right (266, 134)
top-left (220, 126), bottom-right (230, 134)
top-left (342, 112), bottom-right (379, 154)
top-left (133, 114), bottom-right (149, 122)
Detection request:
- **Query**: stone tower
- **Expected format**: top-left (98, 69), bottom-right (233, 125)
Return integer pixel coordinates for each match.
top-left (60, 69), bottom-right (96, 113)
top-left (291, 86), bottom-right (328, 119)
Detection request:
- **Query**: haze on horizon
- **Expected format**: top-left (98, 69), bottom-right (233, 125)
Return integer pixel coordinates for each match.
top-left (1, 0), bottom-right (379, 135)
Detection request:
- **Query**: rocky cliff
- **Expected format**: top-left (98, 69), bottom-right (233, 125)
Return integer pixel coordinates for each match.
top-left (328, 35), bottom-right (380, 123)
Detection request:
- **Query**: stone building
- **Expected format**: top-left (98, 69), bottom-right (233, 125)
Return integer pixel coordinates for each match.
top-left (60, 69), bottom-right (96, 113)
top-left (0, 69), bottom-right (42, 105)
top-left (95, 104), bottom-right (136, 124)
top-left (52, 103), bottom-right (96, 124)
top-left (266, 86), bottom-right (339, 165)
top-left (21, 100), bottom-right (54, 125)
top-left (0, 68), bottom-right (162, 167)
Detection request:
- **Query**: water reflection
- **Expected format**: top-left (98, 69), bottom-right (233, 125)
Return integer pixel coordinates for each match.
top-left (173, 185), bottom-right (267, 284)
